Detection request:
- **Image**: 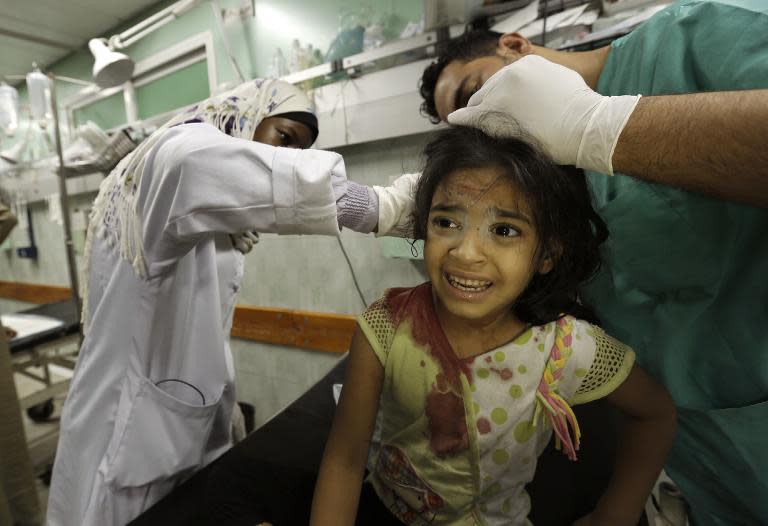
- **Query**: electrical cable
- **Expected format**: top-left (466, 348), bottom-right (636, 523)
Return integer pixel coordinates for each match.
top-left (211, 0), bottom-right (246, 83)
top-left (336, 233), bottom-right (368, 308)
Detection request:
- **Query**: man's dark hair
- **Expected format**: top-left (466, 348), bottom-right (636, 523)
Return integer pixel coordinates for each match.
top-left (419, 30), bottom-right (503, 123)
top-left (412, 125), bottom-right (609, 326)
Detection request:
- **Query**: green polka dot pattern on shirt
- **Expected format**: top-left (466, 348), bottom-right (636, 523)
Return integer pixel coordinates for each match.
top-left (515, 329), bottom-right (533, 345)
top-left (517, 364), bottom-right (527, 374)
top-left (484, 482), bottom-right (502, 497)
top-left (509, 384), bottom-right (522, 398)
top-left (477, 368), bottom-right (490, 379)
top-left (494, 351), bottom-right (505, 362)
top-left (491, 407), bottom-right (508, 425)
top-left (492, 448), bottom-right (510, 465)
top-left (514, 420), bottom-right (535, 443)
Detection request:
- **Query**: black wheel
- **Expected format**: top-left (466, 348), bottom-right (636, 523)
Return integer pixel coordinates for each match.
top-left (39, 464), bottom-right (53, 486)
top-left (27, 398), bottom-right (55, 422)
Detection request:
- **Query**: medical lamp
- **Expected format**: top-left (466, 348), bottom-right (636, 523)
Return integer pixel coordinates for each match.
top-left (88, 39), bottom-right (135, 89)
top-left (87, 0), bottom-right (201, 88)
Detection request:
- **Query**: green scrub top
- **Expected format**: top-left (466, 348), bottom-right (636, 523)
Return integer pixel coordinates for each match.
top-left (583, 1), bottom-right (768, 524)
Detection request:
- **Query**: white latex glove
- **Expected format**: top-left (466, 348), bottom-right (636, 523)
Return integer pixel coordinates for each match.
top-left (447, 55), bottom-right (641, 175)
top-left (373, 172), bottom-right (421, 237)
top-left (231, 231), bottom-right (260, 254)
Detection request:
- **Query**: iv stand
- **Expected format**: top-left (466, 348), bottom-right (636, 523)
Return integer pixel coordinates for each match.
top-left (48, 74), bottom-right (82, 332)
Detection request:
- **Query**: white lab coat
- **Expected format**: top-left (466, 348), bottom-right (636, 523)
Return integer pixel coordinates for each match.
top-left (46, 123), bottom-right (344, 525)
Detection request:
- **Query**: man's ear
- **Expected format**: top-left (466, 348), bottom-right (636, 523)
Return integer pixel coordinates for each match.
top-left (497, 33), bottom-right (533, 58)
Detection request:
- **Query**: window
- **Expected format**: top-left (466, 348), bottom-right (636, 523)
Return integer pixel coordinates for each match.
top-left (68, 32), bottom-right (216, 132)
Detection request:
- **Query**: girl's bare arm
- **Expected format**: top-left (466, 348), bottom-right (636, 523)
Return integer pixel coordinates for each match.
top-left (310, 327), bottom-right (384, 526)
top-left (576, 365), bottom-right (677, 526)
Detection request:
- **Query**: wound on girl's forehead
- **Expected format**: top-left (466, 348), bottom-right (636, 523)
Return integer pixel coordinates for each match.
top-left (436, 167), bottom-right (506, 207)
top-left (436, 167), bottom-right (530, 219)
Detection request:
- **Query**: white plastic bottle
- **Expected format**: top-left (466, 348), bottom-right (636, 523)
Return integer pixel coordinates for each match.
top-left (268, 48), bottom-right (288, 78)
top-left (0, 82), bottom-right (19, 135)
top-left (26, 67), bottom-right (51, 123)
top-left (288, 39), bottom-right (301, 73)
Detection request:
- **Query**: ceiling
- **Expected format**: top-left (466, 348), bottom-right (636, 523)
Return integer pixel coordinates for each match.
top-left (0, 0), bottom-right (165, 85)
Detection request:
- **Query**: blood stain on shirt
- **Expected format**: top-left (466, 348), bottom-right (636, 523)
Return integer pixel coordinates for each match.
top-left (477, 417), bottom-right (491, 435)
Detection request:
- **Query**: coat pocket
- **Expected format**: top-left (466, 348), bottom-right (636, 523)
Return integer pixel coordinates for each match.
top-left (99, 369), bottom-right (224, 490)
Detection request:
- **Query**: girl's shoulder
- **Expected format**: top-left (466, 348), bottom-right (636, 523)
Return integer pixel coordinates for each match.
top-left (540, 315), bottom-right (630, 352)
top-left (362, 282), bottom-right (432, 328)
top-left (358, 282), bottom-right (433, 364)
top-left (547, 315), bottom-right (635, 406)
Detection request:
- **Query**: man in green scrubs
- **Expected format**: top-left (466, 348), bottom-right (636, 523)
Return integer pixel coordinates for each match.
top-left (418, 1), bottom-right (768, 524)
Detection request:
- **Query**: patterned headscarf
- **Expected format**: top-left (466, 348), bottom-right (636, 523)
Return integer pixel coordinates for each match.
top-left (82, 79), bottom-right (316, 331)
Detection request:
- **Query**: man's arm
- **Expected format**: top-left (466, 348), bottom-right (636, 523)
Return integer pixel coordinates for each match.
top-left (614, 91), bottom-right (768, 207)
top-left (449, 56), bottom-right (768, 208)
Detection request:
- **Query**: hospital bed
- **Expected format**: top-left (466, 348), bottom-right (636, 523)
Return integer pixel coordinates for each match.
top-left (131, 357), bottom-right (628, 526)
top-left (3, 299), bottom-right (79, 421)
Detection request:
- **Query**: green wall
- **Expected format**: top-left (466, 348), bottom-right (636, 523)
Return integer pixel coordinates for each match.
top-left (33, 0), bottom-right (423, 132)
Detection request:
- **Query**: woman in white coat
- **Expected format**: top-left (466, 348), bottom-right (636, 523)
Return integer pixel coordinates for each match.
top-left (46, 79), bottom-right (378, 526)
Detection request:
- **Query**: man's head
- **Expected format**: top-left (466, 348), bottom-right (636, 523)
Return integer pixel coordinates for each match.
top-left (420, 30), bottom-right (534, 123)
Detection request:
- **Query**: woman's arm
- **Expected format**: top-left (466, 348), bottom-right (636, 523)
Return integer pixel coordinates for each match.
top-left (310, 326), bottom-right (384, 526)
top-left (140, 123), bottom-right (344, 269)
top-left (575, 365), bottom-right (676, 526)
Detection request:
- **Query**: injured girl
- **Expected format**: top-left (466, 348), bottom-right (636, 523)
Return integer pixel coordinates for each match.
top-left (311, 126), bottom-right (677, 526)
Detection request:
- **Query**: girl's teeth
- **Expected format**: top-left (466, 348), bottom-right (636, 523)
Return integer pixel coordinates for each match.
top-left (447, 274), bottom-right (491, 291)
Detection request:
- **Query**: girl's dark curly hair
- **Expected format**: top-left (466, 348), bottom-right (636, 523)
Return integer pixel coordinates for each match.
top-left (412, 126), bottom-right (609, 326)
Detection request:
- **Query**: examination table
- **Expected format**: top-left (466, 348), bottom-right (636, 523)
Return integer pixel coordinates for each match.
top-left (5, 299), bottom-right (80, 420)
top-left (131, 356), bottom-right (622, 526)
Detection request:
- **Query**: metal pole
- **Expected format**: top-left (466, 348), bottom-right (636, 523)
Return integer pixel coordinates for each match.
top-left (48, 74), bottom-right (82, 329)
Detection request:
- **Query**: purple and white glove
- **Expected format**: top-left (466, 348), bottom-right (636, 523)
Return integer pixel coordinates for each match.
top-left (334, 176), bottom-right (379, 234)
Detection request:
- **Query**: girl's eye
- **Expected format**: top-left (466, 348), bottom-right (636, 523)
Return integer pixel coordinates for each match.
top-left (279, 131), bottom-right (292, 146)
top-left (433, 217), bottom-right (459, 229)
top-left (492, 224), bottom-right (519, 238)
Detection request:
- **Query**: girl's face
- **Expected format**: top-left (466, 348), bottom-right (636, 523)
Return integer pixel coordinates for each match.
top-left (424, 167), bottom-right (552, 329)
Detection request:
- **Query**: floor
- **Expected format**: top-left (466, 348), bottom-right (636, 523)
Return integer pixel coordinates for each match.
top-left (13, 362), bottom-right (72, 521)
top-left (9, 363), bottom-right (690, 526)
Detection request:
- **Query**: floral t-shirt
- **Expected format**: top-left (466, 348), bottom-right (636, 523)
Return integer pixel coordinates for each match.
top-left (359, 283), bottom-right (634, 525)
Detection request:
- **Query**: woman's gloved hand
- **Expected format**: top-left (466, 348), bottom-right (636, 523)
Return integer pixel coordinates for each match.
top-left (373, 172), bottom-right (420, 237)
top-left (448, 55), bottom-right (641, 176)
